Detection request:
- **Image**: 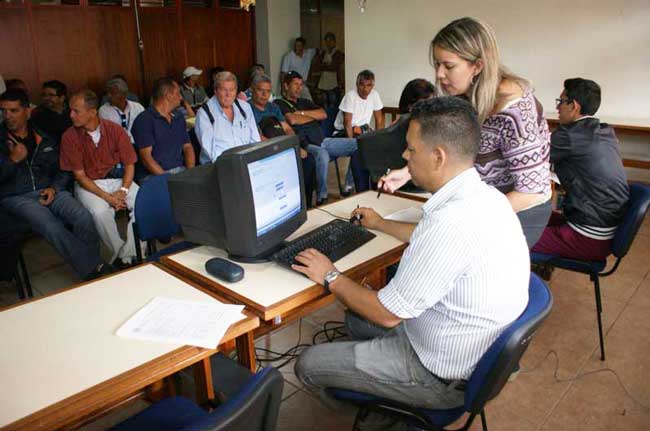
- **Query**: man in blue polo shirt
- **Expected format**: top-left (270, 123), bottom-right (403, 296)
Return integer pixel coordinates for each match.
top-left (131, 77), bottom-right (195, 180)
top-left (195, 71), bottom-right (260, 163)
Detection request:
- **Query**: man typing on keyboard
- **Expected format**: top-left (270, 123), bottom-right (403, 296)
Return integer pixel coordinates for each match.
top-left (293, 97), bottom-right (530, 424)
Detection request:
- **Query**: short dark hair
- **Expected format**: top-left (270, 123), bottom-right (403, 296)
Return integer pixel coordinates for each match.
top-left (324, 32), bottom-right (336, 42)
top-left (410, 96), bottom-right (480, 162)
top-left (283, 71), bottom-right (303, 85)
top-left (295, 37), bottom-right (306, 45)
top-left (564, 78), bottom-right (601, 116)
top-left (4, 79), bottom-right (27, 92)
top-left (398, 79), bottom-right (437, 114)
top-left (152, 77), bottom-right (178, 102)
top-left (70, 89), bottom-right (99, 110)
top-left (43, 80), bottom-right (68, 98)
top-left (0, 88), bottom-right (30, 108)
top-left (356, 69), bottom-right (375, 85)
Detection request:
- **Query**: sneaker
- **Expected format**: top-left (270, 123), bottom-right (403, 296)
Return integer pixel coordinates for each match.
top-left (317, 197), bottom-right (328, 206)
top-left (341, 187), bottom-right (353, 198)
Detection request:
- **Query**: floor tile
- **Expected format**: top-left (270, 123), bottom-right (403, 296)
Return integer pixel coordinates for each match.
top-left (276, 389), bottom-right (356, 431)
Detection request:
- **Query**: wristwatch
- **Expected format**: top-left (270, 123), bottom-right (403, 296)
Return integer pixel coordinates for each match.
top-left (323, 270), bottom-right (342, 293)
top-left (119, 187), bottom-right (129, 195)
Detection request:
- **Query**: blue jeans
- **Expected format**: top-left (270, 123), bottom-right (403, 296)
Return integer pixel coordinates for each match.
top-left (318, 137), bottom-right (370, 197)
top-left (1, 190), bottom-right (103, 278)
top-left (295, 311), bottom-right (465, 410)
top-left (307, 144), bottom-right (330, 200)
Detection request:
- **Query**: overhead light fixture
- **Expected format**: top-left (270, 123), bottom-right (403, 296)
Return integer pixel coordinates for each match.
top-left (357, 0), bottom-right (366, 13)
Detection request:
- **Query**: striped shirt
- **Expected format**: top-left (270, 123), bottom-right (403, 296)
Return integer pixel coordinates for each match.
top-left (377, 168), bottom-right (530, 380)
top-left (567, 222), bottom-right (617, 240)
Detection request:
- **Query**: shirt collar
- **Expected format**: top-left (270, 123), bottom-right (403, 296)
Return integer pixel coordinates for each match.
top-left (422, 168), bottom-right (480, 214)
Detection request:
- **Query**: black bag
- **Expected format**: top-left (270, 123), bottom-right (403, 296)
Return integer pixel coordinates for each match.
top-left (258, 116), bottom-right (285, 138)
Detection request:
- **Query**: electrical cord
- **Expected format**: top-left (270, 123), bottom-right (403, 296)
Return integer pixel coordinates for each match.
top-left (520, 349), bottom-right (650, 412)
top-left (314, 207), bottom-right (348, 221)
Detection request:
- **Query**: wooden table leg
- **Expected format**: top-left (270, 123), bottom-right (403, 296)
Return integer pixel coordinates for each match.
top-left (193, 357), bottom-right (216, 404)
top-left (235, 331), bottom-right (256, 373)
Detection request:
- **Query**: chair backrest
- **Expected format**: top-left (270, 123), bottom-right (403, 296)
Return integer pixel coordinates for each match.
top-left (464, 273), bottom-right (553, 413)
top-left (611, 183), bottom-right (650, 258)
top-left (187, 366), bottom-right (284, 431)
top-left (134, 173), bottom-right (182, 242)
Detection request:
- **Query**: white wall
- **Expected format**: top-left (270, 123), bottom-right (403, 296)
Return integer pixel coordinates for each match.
top-left (344, 0), bottom-right (650, 121)
top-left (255, 0), bottom-right (301, 94)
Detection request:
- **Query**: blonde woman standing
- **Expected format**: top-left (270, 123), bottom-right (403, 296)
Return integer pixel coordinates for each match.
top-left (381, 17), bottom-right (551, 247)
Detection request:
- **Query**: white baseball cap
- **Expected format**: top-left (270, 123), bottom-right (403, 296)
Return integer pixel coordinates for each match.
top-left (183, 66), bottom-right (203, 78)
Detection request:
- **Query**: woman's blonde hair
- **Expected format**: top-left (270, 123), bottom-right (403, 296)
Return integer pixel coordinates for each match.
top-left (431, 17), bottom-right (528, 123)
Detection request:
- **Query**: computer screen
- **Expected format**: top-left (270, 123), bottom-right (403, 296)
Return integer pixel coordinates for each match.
top-left (168, 135), bottom-right (307, 262)
top-left (248, 147), bottom-right (302, 237)
top-left (357, 114), bottom-right (410, 181)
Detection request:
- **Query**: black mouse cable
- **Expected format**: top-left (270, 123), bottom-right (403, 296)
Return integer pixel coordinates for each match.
top-left (314, 207), bottom-right (348, 221)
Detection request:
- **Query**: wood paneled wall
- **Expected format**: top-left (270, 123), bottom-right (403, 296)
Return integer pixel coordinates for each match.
top-left (0, 1), bottom-right (256, 104)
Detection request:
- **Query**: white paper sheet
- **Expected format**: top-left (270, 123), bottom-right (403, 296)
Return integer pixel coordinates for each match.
top-left (385, 207), bottom-right (423, 224)
top-left (116, 297), bottom-right (246, 349)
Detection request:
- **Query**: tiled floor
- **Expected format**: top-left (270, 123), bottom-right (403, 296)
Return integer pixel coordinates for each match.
top-left (2, 177), bottom-right (650, 430)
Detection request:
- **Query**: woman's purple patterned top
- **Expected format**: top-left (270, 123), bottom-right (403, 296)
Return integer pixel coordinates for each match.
top-left (476, 90), bottom-right (551, 196)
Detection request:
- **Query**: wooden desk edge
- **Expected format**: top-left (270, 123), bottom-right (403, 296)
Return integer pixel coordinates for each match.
top-left (1, 263), bottom-right (259, 431)
top-left (161, 243), bottom-right (407, 322)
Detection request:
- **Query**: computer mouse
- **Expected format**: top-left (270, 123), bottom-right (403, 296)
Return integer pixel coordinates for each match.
top-left (205, 258), bottom-right (245, 283)
top-left (349, 213), bottom-right (363, 225)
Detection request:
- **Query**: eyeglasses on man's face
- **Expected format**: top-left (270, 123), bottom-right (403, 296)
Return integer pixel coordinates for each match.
top-left (555, 98), bottom-right (573, 107)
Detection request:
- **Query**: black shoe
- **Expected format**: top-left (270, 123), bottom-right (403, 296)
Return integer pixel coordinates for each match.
top-left (316, 197), bottom-right (328, 206)
top-left (340, 189), bottom-right (352, 197)
top-left (85, 263), bottom-right (115, 281)
top-left (112, 258), bottom-right (135, 271)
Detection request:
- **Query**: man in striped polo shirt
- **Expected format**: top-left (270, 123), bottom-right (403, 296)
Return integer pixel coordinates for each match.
top-left (532, 78), bottom-right (629, 262)
top-left (293, 97), bottom-right (529, 416)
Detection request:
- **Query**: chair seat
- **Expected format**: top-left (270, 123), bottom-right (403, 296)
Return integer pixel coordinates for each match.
top-left (109, 396), bottom-right (208, 431)
top-left (530, 252), bottom-right (606, 274)
top-left (147, 241), bottom-right (195, 263)
top-left (327, 388), bottom-right (465, 428)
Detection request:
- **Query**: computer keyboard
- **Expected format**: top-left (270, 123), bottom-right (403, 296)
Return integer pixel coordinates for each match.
top-left (271, 219), bottom-right (377, 270)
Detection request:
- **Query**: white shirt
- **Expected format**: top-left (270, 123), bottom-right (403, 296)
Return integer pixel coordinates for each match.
top-left (87, 127), bottom-right (101, 146)
top-left (378, 168), bottom-right (530, 380)
top-left (281, 48), bottom-right (317, 80)
top-left (98, 100), bottom-right (145, 143)
top-left (334, 89), bottom-right (383, 130)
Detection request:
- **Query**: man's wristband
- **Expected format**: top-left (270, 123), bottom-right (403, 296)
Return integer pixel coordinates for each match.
top-left (119, 186), bottom-right (129, 195)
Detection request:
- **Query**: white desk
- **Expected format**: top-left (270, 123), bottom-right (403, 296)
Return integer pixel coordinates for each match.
top-left (0, 264), bottom-right (259, 431)
top-left (162, 191), bottom-right (424, 321)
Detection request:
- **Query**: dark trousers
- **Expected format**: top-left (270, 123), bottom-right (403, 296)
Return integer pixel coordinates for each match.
top-left (302, 153), bottom-right (316, 208)
top-left (517, 199), bottom-right (552, 249)
top-left (1, 190), bottom-right (103, 278)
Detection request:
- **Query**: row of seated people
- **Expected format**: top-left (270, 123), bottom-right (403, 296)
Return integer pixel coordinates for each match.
top-left (0, 67), bottom-right (386, 282)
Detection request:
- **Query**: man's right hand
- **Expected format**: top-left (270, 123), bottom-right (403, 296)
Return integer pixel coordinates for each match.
top-left (351, 207), bottom-right (385, 231)
top-left (106, 193), bottom-right (126, 210)
top-left (7, 137), bottom-right (28, 163)
top-left (378, 167), bottom-right (411, 193)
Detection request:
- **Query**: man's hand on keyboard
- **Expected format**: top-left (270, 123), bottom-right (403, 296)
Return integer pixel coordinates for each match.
top-left (351, 207), bottom-right (384, 230)
top-left (292, 248), bottom-right (337, 285)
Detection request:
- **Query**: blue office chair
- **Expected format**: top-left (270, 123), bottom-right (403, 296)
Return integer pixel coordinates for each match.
top-left (109, 366), bottom-right (284, 431)
top-left (327, 274), bottom-right (553, 431)
top-left (531, 182), bottom-right (650, 360)
top-left (133, 173), bottom-right (194, 263)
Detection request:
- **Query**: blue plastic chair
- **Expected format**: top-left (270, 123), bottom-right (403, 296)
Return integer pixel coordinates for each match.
top-left (327, 274), bottom-right (553, 431)
top-left (132, 173), bottom-right (193, 263)
top-left (531, 182), bottom-right (650, 360)
top-left (109, 366), bottom-right (284, 431)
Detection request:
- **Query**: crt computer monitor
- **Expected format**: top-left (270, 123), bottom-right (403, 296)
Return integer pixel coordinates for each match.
top-left (168, 135), bottom-right (307, 262)
top-left (357, 113), bottom-right (410, 181)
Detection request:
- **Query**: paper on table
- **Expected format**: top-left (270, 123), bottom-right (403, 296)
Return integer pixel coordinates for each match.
top-left (385, 207), bottom-right (423, 224)
top-left (117, 297), bottom-right (245, 349)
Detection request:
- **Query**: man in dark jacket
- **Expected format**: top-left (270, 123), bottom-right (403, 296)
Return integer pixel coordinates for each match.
top-left (532, 78), bottom-right (629, 261)
top-left (0, 89), bottom-right (109, 280)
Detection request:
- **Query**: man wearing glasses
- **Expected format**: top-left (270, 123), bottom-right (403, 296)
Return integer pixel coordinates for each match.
top-left (99, 78), bottom-right (144, 145)
top-left (31, 80), bottom-right (72, 145)
top-left (532, 78), bottom-right (629, 262)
